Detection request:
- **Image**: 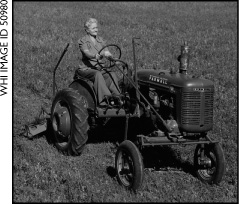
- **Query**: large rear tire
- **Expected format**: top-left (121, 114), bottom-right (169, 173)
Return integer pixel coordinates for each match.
top-left (194, 143), bottom-right (225, 184)
top-left (51, 88), bottom-right (89, 156)
top-left (115, 140), bottom-right (144, 191)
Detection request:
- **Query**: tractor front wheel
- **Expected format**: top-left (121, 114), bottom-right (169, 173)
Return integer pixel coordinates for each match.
top-left (194, 143), bottom-right (225, 184)
top-left (115, 140), bottom-right (144, 191)
top-left (51, 88), bottom-right (89, 156)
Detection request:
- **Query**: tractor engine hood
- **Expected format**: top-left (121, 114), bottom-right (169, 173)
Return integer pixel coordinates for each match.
top-left (137, 69), bottom-right (214, 89)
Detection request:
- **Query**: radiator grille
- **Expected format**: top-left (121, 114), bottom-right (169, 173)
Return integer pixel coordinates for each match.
top-left (181, 90), bottom-right (213, 126)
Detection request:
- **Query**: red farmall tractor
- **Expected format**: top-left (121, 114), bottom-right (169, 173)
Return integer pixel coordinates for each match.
top-left (47, 38), bottom-right (226, 191)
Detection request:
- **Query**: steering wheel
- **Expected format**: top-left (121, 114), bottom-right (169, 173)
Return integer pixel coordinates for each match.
top-left (97, 44), bottom-right (121, 69)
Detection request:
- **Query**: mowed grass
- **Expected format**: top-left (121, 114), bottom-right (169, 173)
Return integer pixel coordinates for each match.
top-left (13, 2), bottom-right (237, 202)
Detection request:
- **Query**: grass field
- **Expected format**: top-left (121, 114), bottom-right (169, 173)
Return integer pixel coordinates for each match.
top-left (13, 2), bottom-right (237, 202)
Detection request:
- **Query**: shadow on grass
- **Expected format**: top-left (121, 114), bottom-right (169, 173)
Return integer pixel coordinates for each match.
top-left (105, 145), bottom-right (196, 182)
top-left (87, 117), bottom-right (127, 145)
top-left (30, 117), bottom-right (196, 179)
top-left (141, 146), bottom-right (196, 176)
top-left (87, 117), bottom-right (196, 179)
top-left (83, 117), bottom-right (197, 179)
top-left (44, 118), bottom-right (56, 145)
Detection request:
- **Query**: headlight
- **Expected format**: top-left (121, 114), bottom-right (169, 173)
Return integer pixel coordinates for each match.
top-left (169, 86), bottom-right (175, 93)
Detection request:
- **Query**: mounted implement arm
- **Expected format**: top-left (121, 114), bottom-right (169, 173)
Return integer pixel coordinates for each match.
top-left (53, 43), bottom-right (70, 97)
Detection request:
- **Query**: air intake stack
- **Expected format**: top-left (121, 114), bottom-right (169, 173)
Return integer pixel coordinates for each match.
top-left (179, 41), bottom-right (190, 74)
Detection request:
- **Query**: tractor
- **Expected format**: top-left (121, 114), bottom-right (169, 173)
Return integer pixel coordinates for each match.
top-left (50, 37), bottom-right (225, 191)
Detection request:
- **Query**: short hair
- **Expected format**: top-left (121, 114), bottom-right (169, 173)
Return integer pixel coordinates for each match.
top-left (84, 18), bottom-right (98, 30)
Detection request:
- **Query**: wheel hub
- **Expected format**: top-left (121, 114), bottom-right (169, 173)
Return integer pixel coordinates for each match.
top-left (52, 106), bottom-right (71, 137)
top-left (200, 157), bottom-right (212, 168)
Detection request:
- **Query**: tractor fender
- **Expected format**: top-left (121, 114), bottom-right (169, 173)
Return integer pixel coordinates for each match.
top-left (69, 78), bottom-right (97, 110)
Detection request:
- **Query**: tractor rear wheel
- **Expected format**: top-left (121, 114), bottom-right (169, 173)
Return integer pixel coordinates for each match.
top-left (51, 88), bottom-right (89, 156)
top-left (115, 140), bottom-right (144, 192)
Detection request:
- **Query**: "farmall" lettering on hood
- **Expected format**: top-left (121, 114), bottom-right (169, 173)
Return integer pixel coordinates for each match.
top-left (149, 74), bottom-right (168, 85)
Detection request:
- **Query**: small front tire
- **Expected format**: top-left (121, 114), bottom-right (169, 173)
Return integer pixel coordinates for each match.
top-left (115, 140), bottom-right (144, 191)
top-left (194, 143), bottom-right (225, 184)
